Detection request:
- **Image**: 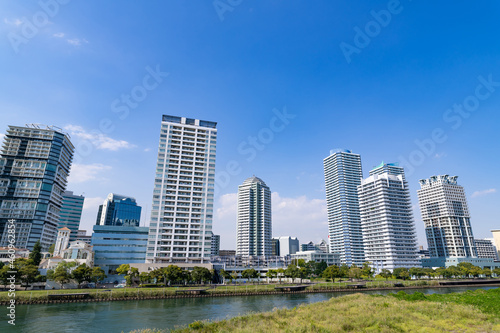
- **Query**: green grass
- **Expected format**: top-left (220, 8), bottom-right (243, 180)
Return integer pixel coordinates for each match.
top-left (130, 288), bottom-right (500, 332)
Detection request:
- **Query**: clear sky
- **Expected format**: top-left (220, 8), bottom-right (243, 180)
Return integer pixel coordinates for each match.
top-left (1, 1), bottom-right (499, 250)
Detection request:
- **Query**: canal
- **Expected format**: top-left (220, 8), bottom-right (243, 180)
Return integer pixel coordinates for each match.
top-left (2, 286), bottom-right (496, 333)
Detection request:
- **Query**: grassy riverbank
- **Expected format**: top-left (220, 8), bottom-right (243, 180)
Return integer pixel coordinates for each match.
top-left (0, 280), bottom-right (439, 302)
top-left (131, 288), bottom-right (500, 333)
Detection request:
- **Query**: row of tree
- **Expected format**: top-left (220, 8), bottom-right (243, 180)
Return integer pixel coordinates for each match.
top-left (46, 262), bottom-right (107, 288)
top-left (116, 264), bottom-right (213, 286)
top-left (378, 263), bottom-right (500, 281)
top-left (0, 258), bottom-right (44, 289)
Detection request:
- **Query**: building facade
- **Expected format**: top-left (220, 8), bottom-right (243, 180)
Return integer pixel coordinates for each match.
top-left (76, 230), bottom-right (92, 244)
top-left (475, 239), bottom-right (498, 260)
top-left (358, 166), bottom-right (419, 271)
top-left (323, 149), bottom-right (364, 266)
top-left (211, 233), bottom-right (220, 256)
top-left (0, 125), bottom-right (74, 251)
top-left (147, 115), bottom-right (217, 263)
top-left (91, 225), bottom-right (148, 277)
top-left (272, 236), bottom-right (299, 256)
top-left (291, 250), bottom-right (341, 266)
top-left (58, 191), bottom-right (84, 241)
top-left (236, 176), bottom-right (272, 257)
top-left (417, 175), bottom-right (477, 258)
top-left (96, 193), bottom-right (142, 227)
top-left (492, 230), bottom-right (500, 260)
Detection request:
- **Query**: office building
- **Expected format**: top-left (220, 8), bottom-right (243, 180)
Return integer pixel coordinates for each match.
top-left (147, 115), bottom-right (217, 263)
top-left (236, 176), bottom-right (272, 257)
top-left (301, 241), bottom-right (316, 252)
top-left (358, 165), bottom-right (419, 271)
top-left (58, 191), bottom-right (84, 241)
top-left (492, 230), bottom-right (500, 260)
top-left (475, 239), bottom-right (498, 260)
top-left (417, 175), bottom-right (477, 258)
top-left (0, 125), bottom-right (74, 251)
top-left (76, 230), bottom-right (91, 244)
top-left (96, 193), bottom-right (142, 227)
top-left (323, 149), bottom-right (364, 265)
top-left (211, 233), bottom-right (220, 256)
top-left (91, 225), bottom-right (148, 278)
top-left (272, 236), bottom-right (299, 256)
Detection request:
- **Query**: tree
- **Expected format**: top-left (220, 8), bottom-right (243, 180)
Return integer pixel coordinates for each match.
top-left (266, 269), bottom-right (277, 283)
top-left (52, 261), bottom-right (77, 288)
top-left (139, 272), bottom-right (151, 285)
top-left (276, 268), bottom-right (285, 284)
top-left (483, 268), bottom-right (492, 278)
top-left (220, 269), bottom-right (232, 284)
top-left (379, 269), bottom-right (392, 281)
top-left (457, 262), bottom-right (475, 278)
top-left (392, 267), bottom-right (410, 280)
top-left (72, 264), bottom-right (92, 288)
top-left (16, 259), bottom-right (40, 290)
top-left (362, 262), bottom-right (374, 279)
top-left (285, 265), bottom-right (301, 283)
top-left (241, 268), bottom-right (258, 283)
top-left (115, 264), bottom-right (138, 286)
top-left (165, 265), bottom-right (184, 285)
top-left (322, 265), bottom-right (340, 282)
top-left (339, 264), bottom-right (349, 282)
top-left (313, 261), bottom-right (328, 277)
top-left (91, 267), bottom-right (107, 284)
top-left (493, 267), bottom-right (500, 277)
top-left (149, 268), bottom-right (164, 285)
top-left (469, 266), bottom-right (482, 278)
top-left (409, 267), bottom-right (422, 279)
top-left (348, 266), bottom-right (362, 280)
top-left (0, 265), bottom-right (13, 286)
top-left (191, 266), bottom-right (212, 284)
top-left (29, 241), bottom-right (42, 266)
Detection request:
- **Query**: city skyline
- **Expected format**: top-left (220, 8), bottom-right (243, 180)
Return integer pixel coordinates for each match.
top-left (1, 2), bottom-right (499, 249)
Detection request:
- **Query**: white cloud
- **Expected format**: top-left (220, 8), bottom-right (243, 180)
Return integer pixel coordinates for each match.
top-left (53, 32), bottom-right (65, 38)
top-left (4, 18), bottom-right (23, 26)
top-left (471, 188), bottom-right (497, 198)
top-left (434, 153), bottom-right (447, 159)
top-left (144, 148), bottom-right (151, 152)
top-left (66, 38), bottom-right (89, 46)
top-left (0, 133), bottom-right (5, 142)
top-left (213, 192), bottom-right (328, 249)
top-left (68, 163), bottom-right (112, 184)
top-left (64, 124), bottom-right (136, 151)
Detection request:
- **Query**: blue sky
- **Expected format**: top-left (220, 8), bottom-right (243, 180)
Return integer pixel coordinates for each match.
top-left (1, 1), bottom-right (499, 249)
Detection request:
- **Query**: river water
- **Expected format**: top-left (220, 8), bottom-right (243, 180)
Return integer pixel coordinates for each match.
top-left (2, 286), bottom-right (496, 333)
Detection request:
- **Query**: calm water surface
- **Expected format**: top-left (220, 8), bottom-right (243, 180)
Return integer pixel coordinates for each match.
top-left (2, 286), bottom-right (496, 333)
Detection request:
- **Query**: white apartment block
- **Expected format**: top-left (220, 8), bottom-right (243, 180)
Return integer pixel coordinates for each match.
top-left (475, 238), bottom-right (498, 260)
top-left (417, 175), bottom-right (477, 258)
top-left (358, 169), bottom-right (419, 272)
top-left (291, 250), bottom-right (340, 266)
top-left (236, 176), bottom-right (272, 257)
top-left (146, 115), bottom-right (217, 264)
top-left (323, 149), bottom-right (364, 266)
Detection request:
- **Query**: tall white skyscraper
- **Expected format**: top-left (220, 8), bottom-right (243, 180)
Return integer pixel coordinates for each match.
top-left (236, 176), bottom-right (272, 257)
top-left (417, 175), bottom-right (477, 258)
top-left (358, 164), bottom-right (419, 272)
top-left (146, 115), bottom-right (217, 264)
top-left (323, 149), bottom-right (364, 266)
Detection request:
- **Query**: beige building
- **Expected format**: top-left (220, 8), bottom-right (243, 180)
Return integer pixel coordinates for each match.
top-left (492, 230), bottom-right (500, 260)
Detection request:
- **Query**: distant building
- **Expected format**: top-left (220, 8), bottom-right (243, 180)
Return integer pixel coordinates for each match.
top-left (323, 149), bottom-right (364, 266)
top-left (0, 247), bottom-right (29, 263)
top-left (0, 124), bottom-right (74, 251)
top-left (211, 234), bottom-right (220, 256)
top-left (58, 191), bottom-right (84, 242)
top-left (358, 164), bottom-right (420, 271)
top-left (492, 230), bottom-right (500, 260)
top-left (219, 250), bottom-right (236, 257)
top-left (236, 176), bottom-right (272, 257)
top-left (417, 175), bottom-right (477, 258)
top-left (316, 240), bottom-right (329, 253)
top-left (475, 239), bottom-right (498, 260)
top-left (76, 230), bottom-right (91, 245)
top-left (291, 251), bottom-right (340, 266)
top-left (271, 238), bottom-right (280, 256)
top-left (91, 225), bottom-right (148, 278)
top-left (96, 193), bottom-right (142, 227)
top-left (272, 236), bottom-right (299, 256)
top-left (301, 241), bottom-right (316, 252)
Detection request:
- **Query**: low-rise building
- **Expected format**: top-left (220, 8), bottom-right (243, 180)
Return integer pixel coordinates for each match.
top-left (291, 250), bottom-right (340, 266)
top-left (475, 239), bottom-right (498, 260)
top-left (0, 247), bottom-right (29, 263)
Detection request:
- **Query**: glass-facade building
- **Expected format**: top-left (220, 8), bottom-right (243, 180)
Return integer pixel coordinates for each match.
top-left (96, 193), bottom-right (142, 227)
top-left (91, 225), bottom-right (148, 278)
top-left (58, 191), bottom-right (84, 241)
top-left (323, 149), bottom-right (364, 266)
top-left (0, 125), bottom-right (74, 251)
top-left (147, 115), bottom-right (217, 264)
